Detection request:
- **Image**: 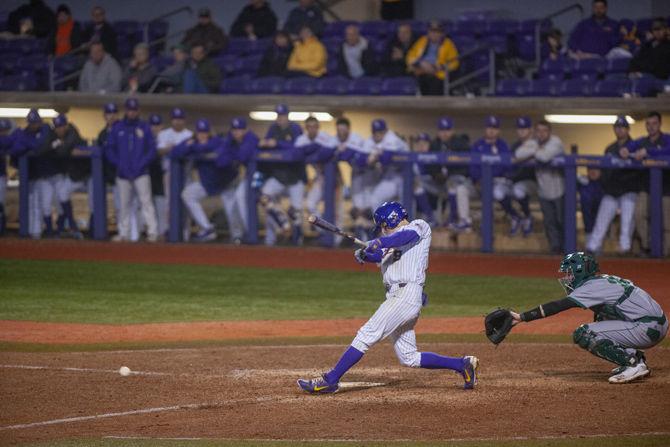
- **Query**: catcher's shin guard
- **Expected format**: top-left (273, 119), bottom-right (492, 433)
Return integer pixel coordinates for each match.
top-left (573, 325), bottom-right (637, 366)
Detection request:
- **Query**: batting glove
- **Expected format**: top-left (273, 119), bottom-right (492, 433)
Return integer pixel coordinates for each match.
top-left (354, 248), bottom-right (366, 265)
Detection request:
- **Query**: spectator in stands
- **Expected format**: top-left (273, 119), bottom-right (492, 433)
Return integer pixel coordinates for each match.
top-left (586, 116), bottom-right (638, 254)
top-left (182, 8), bottom-right (228, 56)
top-left (8, 0), bottom-right (56, 39)
top-left (567, 0), bottom-right (618, 59)
top-left (105, 98), bottom-right (158, 243)
top-left (628, 18), bottom-right (670, 80)
top-left (337, 24), bottom-right (376, 79)
top-left (382, 23), bottom-right (415, 77)
top-left (154, 44), bottom-right (189, 93)
top-left (83, 6), bottom-right (118, 60)
top-left (546, 28), bottom-right (567, 61)
top-left (122, 43), bottom-right (157, 93)
top-left (632, 111), bottom-right (670, 256)
top-left (78, 41), bottom-right (122, 93)
top-left (258, 31), bottom-right (292, 77)
top-left (406, 21), bottom-right (459, 95)
top-left (533, 120), bottom-right (566, 254)
top-left (286, 25), bottom-right (327, 78)
top-left (230, 0), bottom-right (278, 40)
top-left (508, 117), bottom-right (538, 237)
top-left (470, 116), bottom-right (521, 235)
top-left (605, 19), bottom-right (640, 59)
top-left (430, 117), bottom-right (471, 231)
top-left (284, 0), bottom-right (325, 38)
top-left (48, 4), bottom-right (82, 56)
top-left (182, 44), bottom-right (222, 94)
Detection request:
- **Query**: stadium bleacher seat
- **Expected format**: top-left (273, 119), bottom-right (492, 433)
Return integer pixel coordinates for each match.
top-left (380, 77), bottom-right (417, 95)
top-left (220, 75), bottom-right (250, 94)
top-left (314, 76), bottom-right (349, 95)
top-left (248, 76), bottom-right (284, 94)
top-left (348, 76), bottom-right (381, 95)
top-left (561, 79), bottom-right (594, 96)
top-left (529, 78), bottom-right (561, 96)
top-left (495, 78), bottom-right (531, 96)
top-left (283, 77), bottom-right (317, 95)
top-left (593, 78), bottom-right (630, 97)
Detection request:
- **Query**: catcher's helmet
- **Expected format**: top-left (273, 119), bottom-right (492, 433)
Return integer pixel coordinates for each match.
top-left (373, 201), bottom-right (408, 234)
top-left (558, 252), bottom-right (599, 293)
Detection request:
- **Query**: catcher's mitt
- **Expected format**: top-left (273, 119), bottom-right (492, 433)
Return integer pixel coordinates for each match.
top-left (484, 308), bottom-right (514, 345)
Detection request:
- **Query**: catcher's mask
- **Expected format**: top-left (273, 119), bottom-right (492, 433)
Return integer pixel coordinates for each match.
top-left (558, 252), bottom-right (599, 293)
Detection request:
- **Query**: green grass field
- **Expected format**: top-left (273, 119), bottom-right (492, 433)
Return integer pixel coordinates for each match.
top-left (0, 259), bottom-right (562, 324)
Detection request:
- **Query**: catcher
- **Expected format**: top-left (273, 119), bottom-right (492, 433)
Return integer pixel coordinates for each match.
top-left (485, 252), bottom-right (667, 384)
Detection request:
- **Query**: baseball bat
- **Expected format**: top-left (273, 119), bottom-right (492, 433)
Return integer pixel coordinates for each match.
top-left (308, 215), bottom-right (367, 248)
top-left (308, 215), bottom-right (395, 264)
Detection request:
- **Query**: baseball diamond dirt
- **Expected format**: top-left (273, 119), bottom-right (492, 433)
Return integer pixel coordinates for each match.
top-left (0, 239), bottom-right (669, 446)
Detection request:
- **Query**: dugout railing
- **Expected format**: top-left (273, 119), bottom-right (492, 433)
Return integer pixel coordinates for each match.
top-left (15, 150), bottom-right (670, 257)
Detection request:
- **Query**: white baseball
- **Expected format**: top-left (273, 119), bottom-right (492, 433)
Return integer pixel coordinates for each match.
top-left (118, 366), bottom-right (131, 377)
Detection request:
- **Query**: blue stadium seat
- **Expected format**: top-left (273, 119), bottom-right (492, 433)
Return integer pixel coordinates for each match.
top-left (635, 18), bottom-right (653, 37)
top-left (219, 75), bottom-right (250, 94)
top-left (539, 57), bottom-right (569, 78)
top-left (283, 77), bottom-right (317, 95)
top-left (0, 58), bottom-right (18, 74)
top-left (592, 79), bottom-right (630, 97)
top-left (605, 57), bottom-right (631, 74)
top-left (516, 34), bottom-right (535, 61)
top-left (0, 73), bottom-right (37, 91)
top-left (631, 76), bottom-right (662, 97)
top-left (322, 36), bottom-right (343, 54)
top-left (408, 20), bottom-right (427, 36)
top-left (214, 54), bottom-right (238, 75)
top-left (560, 79), bottom-right (594, 96)
top-left (17, 54), bottom-right (48, 73)
top-left (484, 35), bottom-right (508, 53)
top-left (113, 20), bottom-right (141, 37)
top-left (495, 79), bottom-right (530, 96)
top-left (150, 55), bottom-right (173, 72)
top-left (520, 19), bottom-right (551, 34)
top-left (452, 20), bottom-right (485, 36)
top-left (227, 38), bottom-right (252, 55)
top-left (570, 57), bottom-right (605, 76)
top-left (529, 79), bottom-right (561, 96)
top-left (486, 20), bottom-right (519, 36)
top-left (325, 57), bottom-right (339, 75)
top-left (147, 21), bottom-right (168, 41)
top-left (232, 54), bottom-right (263, 76)
top-left (53, 55), bottom-right (81, 75)
top-left (360, 20), bottom-right (392, 38)
top-left (380, 77), bottom-right (417, 95)
top-left (248, 76), bottom-right (284, 94)
top-left (323, 21), bottom-right (357, 38)
top-left (245, 38), bottom-right (271, 55)
top-left (348, 76), bottom-right (381, 95)
top-left (314, 76), bottom-right (349, 95)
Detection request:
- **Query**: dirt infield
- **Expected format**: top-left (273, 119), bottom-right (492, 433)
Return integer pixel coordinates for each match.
top-left (1, 342), bottom-right (669, 445)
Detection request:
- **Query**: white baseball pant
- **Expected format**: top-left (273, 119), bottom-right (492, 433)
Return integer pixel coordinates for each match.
top-left (351, 283), bottom-right (424, 368)
top-left (35, 174), bottom-right (69, 218)
top-left (182, 181), bottom-right (247, 240)
top-left (368, 171), bottom-right (403, 210)
top-left (447, 175), bottom-right (475, 223)
top-left (351, 169), bottom-right (378, 210)
top-left (261, 177), bottom-right (304, 245)
top-left (116, 175), bottom-right (157, 240)
top-left (586, 192), bottom-right (637, 253)
top-left (0, 175), bottom-right (6, 206)
top-left (492, 177), bottom-right (512, 202)
top-left (512, 180), bottom-right (537, 200)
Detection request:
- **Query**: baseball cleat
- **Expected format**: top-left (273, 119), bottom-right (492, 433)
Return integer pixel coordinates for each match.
top-left (297, 375), bottom-right (339, 394)
top-left (462, 356), bottom-right (479, 390)
top-left (193, 228), bottom-right (216, 242)
top-left (611, 351), bottom-right (646, 375)
top-left (608, 361), bottom-right (649, 384)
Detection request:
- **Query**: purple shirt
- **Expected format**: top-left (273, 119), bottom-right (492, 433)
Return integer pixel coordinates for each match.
top-left (568, 16), bottom-right (618, 56)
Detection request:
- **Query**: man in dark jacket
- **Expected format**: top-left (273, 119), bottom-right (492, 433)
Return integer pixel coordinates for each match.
top-left (42, 114), bottom-right (86, 238)
top-left (284, 0), bottom-right (325, 38)
top-left (82, 6), bottom-right (118, 60)
top-left (230, 0), bottom-right (278, 40)
top-left (629, 18), bottom-right (670, 80)
top-left (258, 31), bottom-right (292, 77)
top-left (382, 23), bottom-right (415, 77)
top-left (337, 24), bottom-right (376, 78)
top-left (183, 44), bottom-right (222, 94)
top-left (182, 8), bottom-right (228, 56)
top-left (586, 116), bottom-right (639, 254)
top-left (8, 0), bottom-right (55, 39)
top-left (105, 98), bottom-right (158, 242)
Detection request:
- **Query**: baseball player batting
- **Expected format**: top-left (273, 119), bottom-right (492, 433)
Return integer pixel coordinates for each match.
top-left (298, 201), bottom-right (479, 394)
top-left (508, 252), bottom-right (667, 383)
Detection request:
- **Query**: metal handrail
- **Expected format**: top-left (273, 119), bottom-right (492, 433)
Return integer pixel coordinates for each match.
top-left (146, 28), bottom-right (191, 51)
top-left (534, 3), bottom-right (584, 67)
top-left (143, 6), bottom-right (193, 43)
top-left (443, 45), bottom-right (497, 95)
